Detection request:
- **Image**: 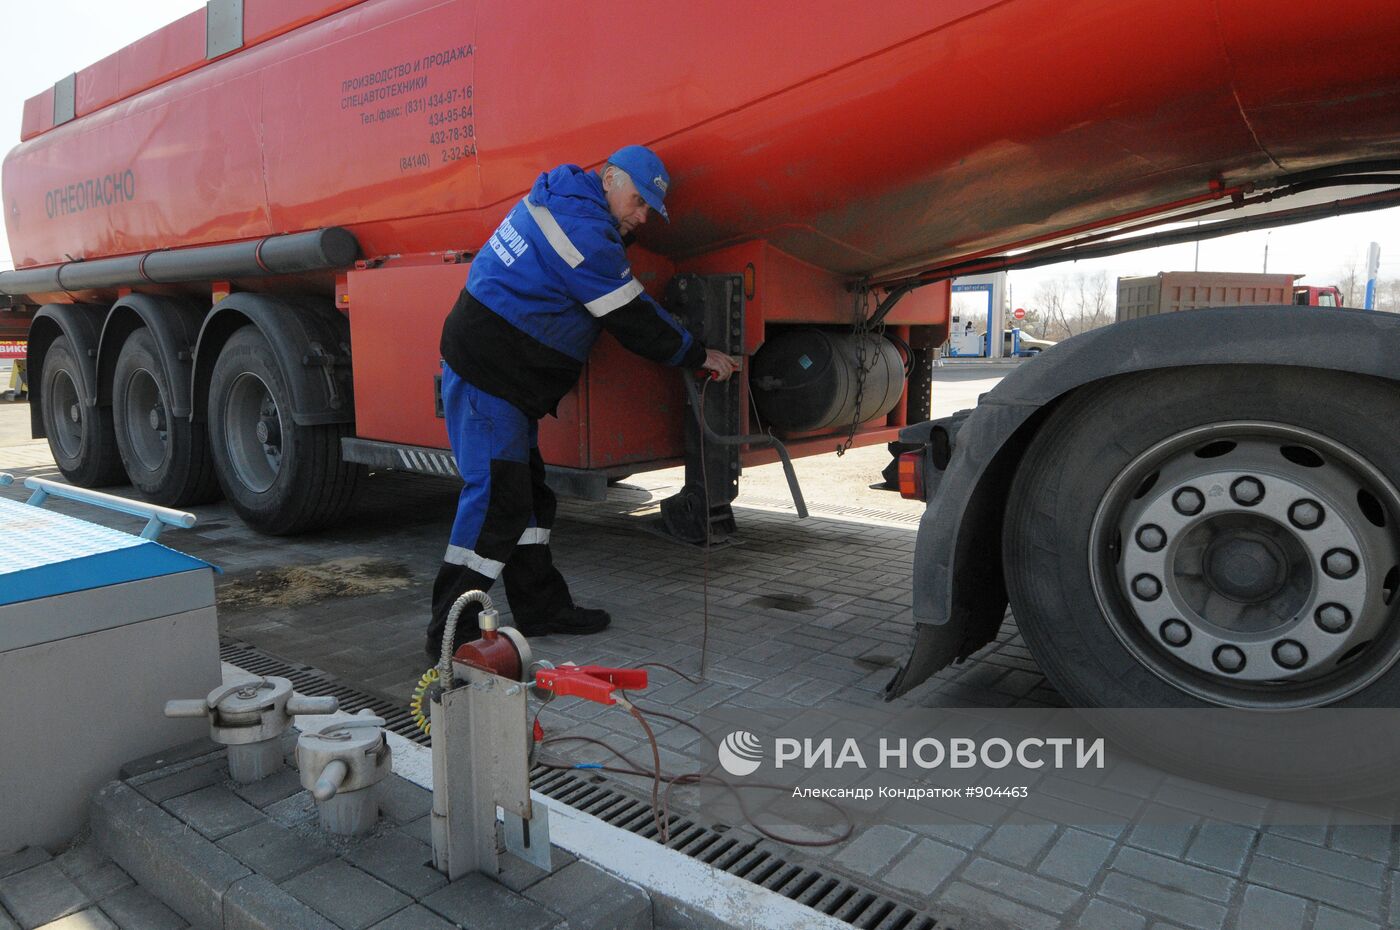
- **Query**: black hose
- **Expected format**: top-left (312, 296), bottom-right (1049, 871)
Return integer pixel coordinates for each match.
top-left (880, 185), bottom-right (1400, 289)
top-left (1273, 159), bottom-right (1400, 186)
top-left (681, 373), bottom-right (808, 519)
top-left (884, 331), bottom-right (915, 376)
top-left (867, 282), bottom-right (918, 328)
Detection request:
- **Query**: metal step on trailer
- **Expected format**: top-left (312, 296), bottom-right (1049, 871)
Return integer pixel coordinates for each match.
top-left (219, 639), bottom-right (961, 930)
top-left (341, 437), bottom-right (627, 502)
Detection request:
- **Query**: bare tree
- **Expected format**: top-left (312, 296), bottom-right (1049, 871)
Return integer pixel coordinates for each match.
top-left (1076, 271), bottom-right (1113, 331)
top-left (1377, 277), bottom-right (1400, 314)
top-left (1337, 260), bottom-right (1361, 307)
top-left (1034, 277), bottom-right (1073, 340)
top-left (1028, 273), bottom-right (1115, 340)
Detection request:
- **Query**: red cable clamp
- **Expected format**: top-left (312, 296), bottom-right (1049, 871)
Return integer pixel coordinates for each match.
top-left (533, 665), bottom-right (649, 705)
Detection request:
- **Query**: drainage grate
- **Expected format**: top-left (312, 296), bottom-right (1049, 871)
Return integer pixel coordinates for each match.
top-left (529, 766), bottom-right (954, 930)
top-left (219, 639), bottom-right (955, 930)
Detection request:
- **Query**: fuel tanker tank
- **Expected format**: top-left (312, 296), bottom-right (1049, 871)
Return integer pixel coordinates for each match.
top-left (6, 0), bottom-right (1400, 284)
top-left (5, 0), bottom-right (1400, 543)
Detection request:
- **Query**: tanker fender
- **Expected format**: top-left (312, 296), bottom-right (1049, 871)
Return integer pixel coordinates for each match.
top-left (191, 294), bottom-right (354, 427)
top-left (26, 302), bottom-right (107, 440)
top-left (885, 304), bottom-right (1400, 701)
top-left (95, 294), bottom-right (204, 417)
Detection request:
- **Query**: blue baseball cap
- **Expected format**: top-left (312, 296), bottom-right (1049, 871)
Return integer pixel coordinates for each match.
top-left (607, 145), bottom-right (670, 221)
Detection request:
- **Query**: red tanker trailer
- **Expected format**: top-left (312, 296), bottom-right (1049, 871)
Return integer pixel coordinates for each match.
top-left (6, 0), bottom-right (1400, 715)
top-left (3, 0), bottom-right (962, 537)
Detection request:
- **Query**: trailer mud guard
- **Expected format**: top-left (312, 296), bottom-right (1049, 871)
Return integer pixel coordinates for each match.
top-left (887, 305), bottom-right (1400, 700)
top-left (96, 294), bottom-right (205, 418)
top-left (26, 302), bottom-right (106, 439)
top-left (191, 293), bottom-right (353, 427)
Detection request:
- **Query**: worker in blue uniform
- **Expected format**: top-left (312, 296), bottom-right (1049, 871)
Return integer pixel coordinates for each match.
top-left (428, 145), bottom-right (738, 657)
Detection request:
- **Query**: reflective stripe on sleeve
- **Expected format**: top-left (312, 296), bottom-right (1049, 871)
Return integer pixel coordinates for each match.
top-left (443, 544), bottom-right (506, 578)
top-left (523, 197), bottom-right (585, 268)
top-left (518, 527), bottom-right (552, 545)
top-left (585, 278), bottom-right (646, 317)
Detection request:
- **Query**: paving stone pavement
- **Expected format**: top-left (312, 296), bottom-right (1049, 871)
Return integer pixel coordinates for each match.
top-left (0, 840), bottom-right (188, 930)
top-left (3, 446), bottom-right (1399, 930)
top-left (50, 741), bottom-right (653, 930)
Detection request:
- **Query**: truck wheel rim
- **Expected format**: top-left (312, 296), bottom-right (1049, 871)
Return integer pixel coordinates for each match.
top-left (1089, 421), bottom-right (1400, 708)
top-left (225, 372), bottom-right (283, 494)
top-left (47, 367), bottom-right (84, 459)
top-left (121, 366), bottom-right (169, 472)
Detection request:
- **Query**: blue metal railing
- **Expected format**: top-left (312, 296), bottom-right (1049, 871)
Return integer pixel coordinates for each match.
top-left (21, 477), bottom-right (196, 540)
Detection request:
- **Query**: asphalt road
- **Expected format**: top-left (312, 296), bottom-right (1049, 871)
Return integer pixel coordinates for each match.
top-left (0, 396), bottom-right (32, 449)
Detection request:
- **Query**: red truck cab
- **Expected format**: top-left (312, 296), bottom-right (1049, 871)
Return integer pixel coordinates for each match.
top-left (1293, 284), bottom-right (1344, 306)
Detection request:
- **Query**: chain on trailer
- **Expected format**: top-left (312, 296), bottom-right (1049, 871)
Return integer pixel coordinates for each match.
top-left (838, 280), bottom-right (883, 456)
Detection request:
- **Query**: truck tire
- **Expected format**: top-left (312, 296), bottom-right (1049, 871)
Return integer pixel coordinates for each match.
top-left (207, 327), bottom-right (359, 535)
top-left (40, 335), bottom-right (125, 487)
top-left (1003, 367), bottom-right (1400, 793)
top-left (112, 328), bottom-right (220, 507)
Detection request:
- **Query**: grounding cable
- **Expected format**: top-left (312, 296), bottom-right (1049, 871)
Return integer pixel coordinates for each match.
top-left (698, 375), bottom-right (712, 678)
top-left (533, 664), bottom-right (853, 849)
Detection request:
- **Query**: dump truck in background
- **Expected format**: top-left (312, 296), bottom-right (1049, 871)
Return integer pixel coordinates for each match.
top-left (1115, 272), bottom-right (1296, 323)
top-left (5, 0), bottom-right (1400, 729)
top-left (1116, 272), bottom-right (1346, 322)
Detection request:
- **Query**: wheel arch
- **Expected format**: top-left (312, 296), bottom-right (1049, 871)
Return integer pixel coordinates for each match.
top-left (887, 305), bottom-right (1400, 699)
top-left (191, 293), bottom-right (354, 427)
top-left (25, 302), bottom-right (106, 440)
top-left (96, 294), bottom-right (205, 417)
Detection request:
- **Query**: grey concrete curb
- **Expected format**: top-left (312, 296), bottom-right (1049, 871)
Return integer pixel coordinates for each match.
top-left (524, 860), bottom-right (651, 930)
top-left (91, 780), bottom-right (255, 930)
top-left (225, 874), bottom-right (339, 930)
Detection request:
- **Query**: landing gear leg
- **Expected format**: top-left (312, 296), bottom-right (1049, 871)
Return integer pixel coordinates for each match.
top-left (659, 274), bottom-right (744, 545)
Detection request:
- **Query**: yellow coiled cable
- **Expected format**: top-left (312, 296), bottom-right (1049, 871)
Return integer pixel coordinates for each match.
top-left (409, 666), bottom-right (439, 735)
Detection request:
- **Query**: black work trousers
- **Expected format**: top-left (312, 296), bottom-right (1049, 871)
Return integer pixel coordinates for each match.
top-left (426, 368), bottom-right (572, 654)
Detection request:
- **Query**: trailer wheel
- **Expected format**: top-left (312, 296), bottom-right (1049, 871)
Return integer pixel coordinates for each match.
top-left (1004, 367), bottom-right (1400, 790)
top-left (112, 328), bottom-right (220, 506)
top-left (207, 327), bottom-right (359, 535)
top-left (40, 336), bottom-right (125, 487)
top-left (1007, 366), bottom-right (1400, 708)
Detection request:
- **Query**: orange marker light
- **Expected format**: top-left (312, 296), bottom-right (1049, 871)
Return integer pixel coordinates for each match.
top-left (898, 451), bottom-right (926, 501)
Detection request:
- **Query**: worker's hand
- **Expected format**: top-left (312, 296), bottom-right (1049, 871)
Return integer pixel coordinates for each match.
top-left (701, 349), bottom-right (741, 382)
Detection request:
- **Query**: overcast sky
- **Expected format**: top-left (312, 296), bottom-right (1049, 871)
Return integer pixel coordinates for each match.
top-left (3, 1), bottom-right (1398, 297)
